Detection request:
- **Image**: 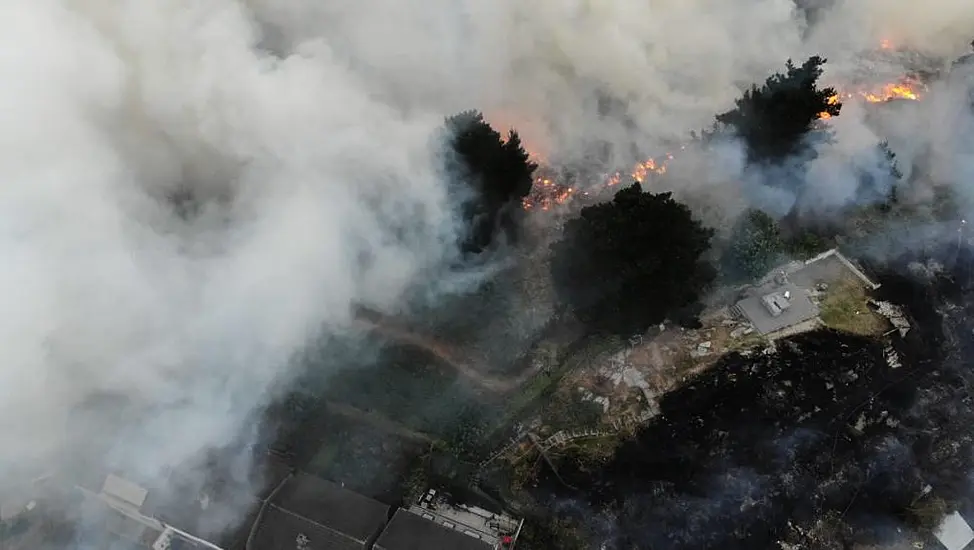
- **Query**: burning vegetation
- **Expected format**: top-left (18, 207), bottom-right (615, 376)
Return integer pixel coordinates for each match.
top-left (410, 41), bottom-right (974, 549)
top-left (521, 156), bottom-right (672, 211)
top-left (523, 50), bottom-right (924, 212)
top-left (819, 76), bottom-right (925, 119)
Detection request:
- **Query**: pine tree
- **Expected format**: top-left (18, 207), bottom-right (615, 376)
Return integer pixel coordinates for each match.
top-left (716, 56), bottom-right (841, 164)
top-left (443, 111), bottom-right (537, 253)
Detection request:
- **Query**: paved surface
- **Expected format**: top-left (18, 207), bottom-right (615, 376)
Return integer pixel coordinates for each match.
top-left (735, 282), bottom-right (820, 335)
top-left (788, 254), bottom-right (849, 289)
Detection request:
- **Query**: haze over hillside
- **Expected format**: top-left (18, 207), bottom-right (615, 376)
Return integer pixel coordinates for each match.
top-left (4, 0), bottom-right (974, 547)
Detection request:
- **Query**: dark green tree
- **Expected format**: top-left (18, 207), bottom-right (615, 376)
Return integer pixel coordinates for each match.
top-left (440, 403), bottom-right (490, 462)
top-left (549, 183), bottom-right (715, 337)
top-left (879, 140), bottom-right (903, 210)
top-left (717, 56), bottom-right (841, 163)
top-left (443, 110), bottom-right (537, 253)
top-left (724, 209), bottom-right (784, 280)
top-left (856, 140), bottom-right (904, 210)
top-left (879, 140), bottom-right (903, 181)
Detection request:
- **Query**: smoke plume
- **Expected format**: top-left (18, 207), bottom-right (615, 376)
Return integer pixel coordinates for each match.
top-left (5, 0), bottom-right (974, 542)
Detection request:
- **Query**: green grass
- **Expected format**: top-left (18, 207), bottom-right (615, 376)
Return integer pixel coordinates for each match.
top-left (485, 335), bottom-right (623, 440)
top-left (819, 277), bottom-right (889, 336)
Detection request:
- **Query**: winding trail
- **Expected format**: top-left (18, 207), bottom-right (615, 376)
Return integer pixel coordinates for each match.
top-left (324, 401), bottom-right (433, 444)
top-left (352, 306), bottom-right (543, 393)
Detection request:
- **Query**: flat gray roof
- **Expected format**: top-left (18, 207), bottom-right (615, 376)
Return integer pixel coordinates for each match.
top-left (735, 282), bottom-right (819, 335)
top-left (935, 511), bottom-right (974, 550)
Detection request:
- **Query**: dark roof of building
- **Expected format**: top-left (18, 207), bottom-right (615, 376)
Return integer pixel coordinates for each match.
top-left (213, 506), bottom-right (261, 550)
top-left (270, 473), bottom-right (390, 545)
top-left (250, 506), bottom-right (370, 550)
top-left (374, 509), bottom-right (492, 550)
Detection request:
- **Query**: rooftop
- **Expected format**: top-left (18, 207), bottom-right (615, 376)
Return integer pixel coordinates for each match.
top-left (384, 489), bottom-right (521, 550)
top-left (735, 282), bottom-right (819, 335)
top-left (375, 508), bottom-right (493, 550)
top-left (935, 511), bottom-right (974, 550)
top-left (270, 472), bottom-right (390, 546)
top-left (249, 506), bottom-right (374, 550)
top-left (75, 487), bottom-right (221, 550)
top-left (733, 249), bottom-right (880, 336)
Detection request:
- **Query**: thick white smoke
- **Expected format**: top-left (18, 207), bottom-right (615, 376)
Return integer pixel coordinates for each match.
top-left (4, 0), bottom-right (974, 541)
top-left (0, 0), bottom-right (455, 495)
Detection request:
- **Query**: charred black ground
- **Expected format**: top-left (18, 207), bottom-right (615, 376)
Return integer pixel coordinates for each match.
top-left (529, 246), bottom-right (974, 549)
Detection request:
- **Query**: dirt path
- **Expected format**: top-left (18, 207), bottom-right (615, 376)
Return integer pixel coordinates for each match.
top-left (324, 401), bottom-right (433, 444)
top-left (353, 306), bottom-right (544, 393)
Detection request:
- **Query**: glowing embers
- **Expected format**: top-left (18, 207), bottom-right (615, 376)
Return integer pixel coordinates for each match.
top-left (818, 77), bottom-right (924, 120)
top-left (522, 155), bottom-right (671, 211)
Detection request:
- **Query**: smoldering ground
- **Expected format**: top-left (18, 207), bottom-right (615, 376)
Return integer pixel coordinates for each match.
top-left (532, 247), bottom-right (974, 549)
top-left (5, 0), bottom-right (974, 545)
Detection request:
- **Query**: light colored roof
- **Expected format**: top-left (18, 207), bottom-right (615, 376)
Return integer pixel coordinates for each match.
top-left (102, 474), bottom-right (148, 509)
top-left (935, 511), bottom-right (974, 550)
top-left (735, 283), bottom-right (819, 335)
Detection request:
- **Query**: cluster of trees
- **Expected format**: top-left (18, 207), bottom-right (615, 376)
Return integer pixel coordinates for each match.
top-left (442, 54), bottom-right (889, 339)
top-left (442, 112), bottom-right (716, 337)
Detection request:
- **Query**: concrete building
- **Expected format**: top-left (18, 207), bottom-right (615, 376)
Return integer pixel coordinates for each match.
top-left (732, 249), bottom-right (882, 338)
top-left (74, 475), bottom-right (223, 550)
top-left (375, 509), bottom-right (494, 550)
top-left (375, 489), bottom-right (521, 550)
top-left (734, 281), bottom-right (820, 336)
top-left (247, 473), bottom-right (390, 550)
top-left (4, 455), bottom-right (523, 550)
top-left (935, 511), bottom-right (974, 550)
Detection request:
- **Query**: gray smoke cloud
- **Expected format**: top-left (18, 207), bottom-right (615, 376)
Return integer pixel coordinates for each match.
top-left (0, 0), bottom-right (457, 504)
top-left (5, 0), bottom-right (974, 543)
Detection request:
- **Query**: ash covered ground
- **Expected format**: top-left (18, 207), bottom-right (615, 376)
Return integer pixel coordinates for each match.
top-left (528, 247), bottom-right (974, 549)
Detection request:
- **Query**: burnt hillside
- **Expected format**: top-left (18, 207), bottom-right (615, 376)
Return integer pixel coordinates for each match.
top-left (538, 247), bottom-right (974, 549)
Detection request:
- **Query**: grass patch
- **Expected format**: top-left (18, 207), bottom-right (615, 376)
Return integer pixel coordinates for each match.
top-left (818, 277), bottom-right (889, 337)
top-left (539, 388), bottom-right (605, 432)
top-left (728, 331), bottom-right (767, 351)
top-left (486, 335), bottom-right (623, 439)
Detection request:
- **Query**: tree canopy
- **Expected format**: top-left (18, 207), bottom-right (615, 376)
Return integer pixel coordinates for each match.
top-left (549, 183), bottom-right (715, 337)
top-left (443, 110), bottom-right (537, 253)
top-left (870, 140), bottom-right (903, 209)
top-left (723, 209), bottom-right (784, 281)
top-left (717, 56), bottom-right (841, 164)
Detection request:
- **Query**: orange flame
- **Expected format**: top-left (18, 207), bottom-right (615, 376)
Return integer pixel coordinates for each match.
top-left (860, 81), bottom-right (920, 102)
top-left (522, 154), bottom-right (671, 210)
top-left (817, 77), bottom-right (923, 119)
top-left (527, 39), bottom-right (922, 211)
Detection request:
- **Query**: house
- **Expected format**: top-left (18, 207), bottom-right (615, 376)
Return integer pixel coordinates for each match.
top-left (732, 249), bottom-right (883, 338)
top-left (73, 474), bottom-right (223, 550)
top-left (9, 455), bottom-right (524, 550)
top-left (734, 281), bottom-right (820, 336)
top-left (375, 489), bottom-right (521, 550)
top-left (247, 473), bottom-right (390, 550)
top-left (935, 511), bottom-right (974, 550)
top-left (375, 509), bottom-right (494, 550)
